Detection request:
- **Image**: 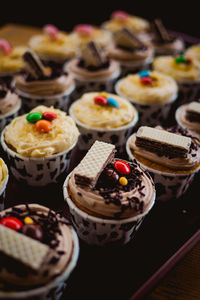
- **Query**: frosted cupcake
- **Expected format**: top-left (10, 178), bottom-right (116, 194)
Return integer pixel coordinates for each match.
top-left (106, 28), bottom-right (154, 76)
top-left (102, 10), bottom-right (150, 38)
top-left (0, 158), bottom-right (8, 211)
top-left (14, 50), bottom-right (75, 112)
top-left (185, 44), bottom-right (200, 63)
top-left (115, 70), bottom-right (178, 126)
top-left (0, 204), bottom-right (79, 299)
top-left (69, 24), bottom-right (112, 51)
top-left (0, 39), bottom-right (26, 87)
top-left (66, 41), bottom-right (120, 99)
top-left (69, 91), bottom-right (138, 152)
top-left (29, 24), bottom-right (76, 68)
top-left (175, 101), bottom-right (200, 139)
top-left (153, 55), bottom-right (200, 104)
top-left (126, 126), bottom-right (200, 201)
top-left (1, 105), bottom-right (79, 186)
top-left (0, 86), bottom-right (21, 132)
top-left (63, 141), bottom-right (155, 245)
top-left (151, 19), bottom-right (184, 55)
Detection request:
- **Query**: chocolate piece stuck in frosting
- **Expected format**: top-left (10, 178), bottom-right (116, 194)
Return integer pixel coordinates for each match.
top-left (114, 28), bottom-right (146, 51)
top-left (151, 19), bottom-right (174, 43)
top-left (23, 50), bottom-right (49, 79)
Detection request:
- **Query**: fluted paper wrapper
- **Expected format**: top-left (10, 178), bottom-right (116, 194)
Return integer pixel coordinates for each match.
top-left (0, 228), bottom-right (79, 300)
top-left (1, 129), bottom-right (77, 186)
top-left (115, 80), bottom-right (177, 126)
top-left (63, 174), bottom-right (155, 246)
top-left (126, 135), bottom-right (199, 202)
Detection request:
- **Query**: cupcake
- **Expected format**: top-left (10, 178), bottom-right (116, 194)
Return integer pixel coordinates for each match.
top-left (65, 41), bottom-right (120, 99)
top-left (0, 204), bottom-right (79, 299)
top-left (0, 86), bottom-right (21, 132)
top-left (0, 39), bottom-right (26, 88)
top-left (126, 126), bottom-right (200, 201)
top-left (185, 44), bottom-right (200, 63)
top-left (1, 105), bottom-right (79, 186)
top-left (151, 19), bottom-right (184, 55)
top-left (69, 91), bottom-right (138, 152)
top-left (29, 24), bottom-right (76, 68)
top-left (102, 10), bottom-right (150, 38)
top-left (153, 54), bottom-right (200, 104)
top-left (106, 28), bottom-right (154, 76)
top-left (63, 141), bottom-right (155, 245)
top-left (69, 24), bottom-right (112, 51)
top-left (115, 70), bottom-right (178, 126)
top-left (14, 50), bottom-right (75, 112)
top-left (175, 101), bottom-right (200, 139)
top-left (0, 158), bottom-right (8, 211)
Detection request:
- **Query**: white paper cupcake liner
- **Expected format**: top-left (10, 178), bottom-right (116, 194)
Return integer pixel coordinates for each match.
top-left (0, 100), bottom-right (22, 132)
top-left (70, 69), bottom-right (121, 100)
top-left (115, 80), bottom-right (177, 126)
top-left (0, 227), bottom-right (79, 300)
top-left (69, 103), bottom-right (138, 153)
top-left (1, 128), bottom-right (78, 186)
top-left (0, 163), bottom-right (9, 212)
top-left (126, 134), bottom-right (200, 202)
top-left (63, 174), bottom-right (155, 246)
top-left (15, 84), bottom-right (75, 113)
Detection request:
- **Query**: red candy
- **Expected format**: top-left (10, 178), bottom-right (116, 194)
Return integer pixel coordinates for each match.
top-left (74, 24), bottom-right (93, 35)
top-left (111, 10), bottom-right (129, 21)
top-left (0, 39), bottom-right (12, 54)
top-left (0, 217), bottom-right (23, 231)
top-left (44, 24), bottom-right (59, 39)
top-left (94, 96), bottom-right (108, 106)
top-left (141, 76), bottom-right (153, 84)
top-left (42, 111), bottom-right (57, 121)
top-left (114, 160), bottom-right (131, 175)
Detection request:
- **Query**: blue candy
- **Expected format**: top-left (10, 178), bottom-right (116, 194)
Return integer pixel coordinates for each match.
top-left (107, 97), bottom-right (119, 108)
top-left (139, 70), bottom-right (150, 78)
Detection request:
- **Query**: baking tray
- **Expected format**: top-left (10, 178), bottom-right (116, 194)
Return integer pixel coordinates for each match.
top-left (0, 28), bottom-right (200, 300)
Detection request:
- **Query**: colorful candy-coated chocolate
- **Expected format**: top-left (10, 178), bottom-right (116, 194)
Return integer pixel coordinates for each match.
top-left (44, 24), bottom-right (59, 39)
top-left (0, 217), bottom-right (23, 231)
top-left (0, 39), bottom-right (11, 54)
top-left (74, 24), bottom-right (93, 35)
top-left (139, 70), bottom-right (150, 78)
top-left (35, 119), bottom-right (52, 133)
top-left (119, 177), bottom-right (128, 186)
top-left (22, 224), bottom-right (43, 241)
top-left (26, 112), bottom-right (43, 123)
top-left (104, 168), bottom-right (119, 183)
top-left (94, 96), bottom-right (108, 106)
top-left (175, 55), bottom-right (186, 64)
top-left (141, 76), bottom-right (153, 84)
top-left (107, 97), bottom-right (119, 108)
top-left (111, 10), bottom-right (129, 21)
top-left (43, 111), bottom-right (57, 121)
top-left (114, 160), bottom-right (131, 175)
top-left (24, 217), bottom-right (34, 225)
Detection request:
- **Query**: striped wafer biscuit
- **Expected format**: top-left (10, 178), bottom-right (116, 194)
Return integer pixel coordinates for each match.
top-left (81, 41), bottom-right (106, 67)
top-left (0, 225), bottom-right (50, 270)
top-left (23, 50), bottom-right (48, 79)
top-left (74, 141), bottom-right (115, 187)
top-left (114, 28), bottom-right (145, 49)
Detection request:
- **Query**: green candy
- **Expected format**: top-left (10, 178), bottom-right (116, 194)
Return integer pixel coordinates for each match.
top-left (26, 112), bottom-right (43, 123)
top-left (175, 55), bottom-right (186, 64)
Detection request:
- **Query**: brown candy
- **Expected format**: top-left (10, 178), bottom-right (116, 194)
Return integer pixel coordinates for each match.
top-left (104, 168), bottom-right (119, 184)
top-left (22, 224), bottom-right (43, 242)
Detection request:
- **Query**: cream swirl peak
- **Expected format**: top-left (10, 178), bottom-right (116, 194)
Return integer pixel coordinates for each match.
top-left (0, 158), bottom-right (8, 191)
top-left (70, 92), bottom-right (137, 129)
top-left (68, 141), bottom-right (155, 219)
top-left (0, 204), bottom-right (75, 288)
top-left (0, 88), bottom-right (20, 115)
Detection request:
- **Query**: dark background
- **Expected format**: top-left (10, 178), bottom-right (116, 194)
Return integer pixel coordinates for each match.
top-left (0, 2), bottom-right (199, 38)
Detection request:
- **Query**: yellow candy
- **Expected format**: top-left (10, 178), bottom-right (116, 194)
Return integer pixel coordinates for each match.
top-left (24, 217), bottom-right (34, 224)
top-left (119, 176), bottom-right (128, 186)
top-left (151, 74), bottom-right (159, 81)
top-left (99, 92), bottom-right (108, 98)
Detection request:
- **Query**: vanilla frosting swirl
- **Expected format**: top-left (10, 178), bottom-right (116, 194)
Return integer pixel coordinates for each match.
top-left (176, 103), bottom-right (200, 135)
top-left (0, 46), bottom-right (27, 73)
top-left (14, 74), bottom-right (74, 96)
top-left (0, 90), bottom-right (20, 115)
top-left (0, 158), bottom-right (8, 192)
top-left (116, 71), bottom-right (178, 104)
top-left (70, 92), bottom-right (137, 129)
top-left (185, 44), bottom-right (200, 63)
top-left (29, 33), bottom-right (76, 60)
top-left (4, 105), bottom-right (79, 157)
top-left (68, 160), bottom-right (155, 219)
top-left (66, 58), bottom-right (120, 80)
top-left (153, 55), bottom-right (200, 82)
top-left (0, 204), bottom-right (75, 288)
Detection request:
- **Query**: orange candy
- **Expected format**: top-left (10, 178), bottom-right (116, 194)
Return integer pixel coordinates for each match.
top-left (35, 119), bottom-right (52, 133)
